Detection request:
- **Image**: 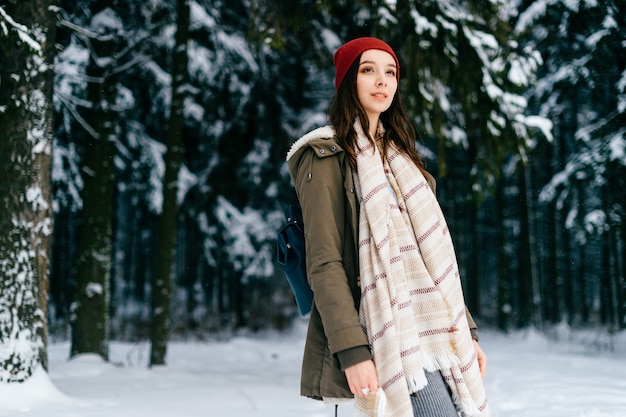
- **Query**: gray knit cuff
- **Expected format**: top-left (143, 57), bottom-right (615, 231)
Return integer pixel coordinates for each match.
top-left (470, 328), bottom-right (479, 342)
top-left (336, 345), bottom-right (373, 371)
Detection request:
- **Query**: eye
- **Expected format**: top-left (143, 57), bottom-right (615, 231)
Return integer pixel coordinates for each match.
top-left (386, 69), bottom-right (396, 77)
top-left (360, 66), bottom-right (374, 73)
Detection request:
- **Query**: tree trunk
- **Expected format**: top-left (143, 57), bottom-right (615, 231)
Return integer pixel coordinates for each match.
top-left (621, 213), bottom-right (626, 329)
top-left (70, 9), bottom-right (120, 360)
top-left (518, 163), bottom-right (538, 327)
top-left (494, 181), bottom-right (510, 331)
top-left (0, 0), bottom-right (56, 381)
top-left (150, 0), bottom-right (190, 366)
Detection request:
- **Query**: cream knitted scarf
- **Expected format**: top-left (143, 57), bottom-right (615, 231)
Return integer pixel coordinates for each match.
top-left (352, 121), bottom-right (490, 417)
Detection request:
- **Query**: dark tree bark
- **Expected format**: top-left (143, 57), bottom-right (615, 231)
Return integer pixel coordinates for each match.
top-left (0, 0), bottom-right (56, 381)
top-left (150, 0), bottom-right (190, 366)
top-left (622, 216), bottom-right (626, 329)
top-left (70, 5), bottom-right (121, 360)
top-left (494, 182), bottom-right (510, 331)
top-left (517, 164), bottom-right (538, 327)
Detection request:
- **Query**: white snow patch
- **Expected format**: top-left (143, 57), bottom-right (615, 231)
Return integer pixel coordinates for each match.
top-left (523, 115), bottom-right (554, 142)
top-left (609, 129), bottom-right (626, 163)
top-left (91, 8), bottom-right (122, 34)
top-left (0, 366), bottom-right (77, 412)
top-left (0, 327), bottom-right (624, 417)
top-left (411, 9), bottom-right (438, 37)
top-left (85, 283), bottom-right (103, 297)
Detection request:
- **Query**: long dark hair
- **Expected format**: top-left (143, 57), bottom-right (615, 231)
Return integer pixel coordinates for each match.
top-left (328, 54), bottom-right (426, 175)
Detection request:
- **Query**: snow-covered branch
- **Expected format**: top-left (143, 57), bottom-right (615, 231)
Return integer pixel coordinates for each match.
top-left (0, 6), bottom-right (42, 54)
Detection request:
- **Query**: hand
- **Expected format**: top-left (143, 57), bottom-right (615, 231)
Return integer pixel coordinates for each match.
top-left (473, 339), bottom-right (487, 378)
top-left (345, 359), bottom-right (379, 398)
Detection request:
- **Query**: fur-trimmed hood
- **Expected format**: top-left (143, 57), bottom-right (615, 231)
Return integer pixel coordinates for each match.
top-left (286, 125), bottom-right (336, 162)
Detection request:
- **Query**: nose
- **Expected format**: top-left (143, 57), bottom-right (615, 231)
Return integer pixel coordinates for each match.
top-left (376, 74), bottom-right (386, 87)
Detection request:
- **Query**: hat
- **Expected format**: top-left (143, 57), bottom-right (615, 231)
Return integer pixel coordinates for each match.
top-left (333, 37), bottom-right (400, 91)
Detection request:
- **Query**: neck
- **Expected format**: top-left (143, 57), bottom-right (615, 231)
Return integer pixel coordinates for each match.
top-left (368, 115), bottom-right (380, 138)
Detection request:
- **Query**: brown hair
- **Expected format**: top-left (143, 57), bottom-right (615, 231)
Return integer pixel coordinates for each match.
top-left (328, 55), bottom-right (426, 175)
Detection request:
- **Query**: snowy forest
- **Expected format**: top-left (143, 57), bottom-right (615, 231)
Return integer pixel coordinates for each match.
top-left (1, 0), bottom-right (624, 383)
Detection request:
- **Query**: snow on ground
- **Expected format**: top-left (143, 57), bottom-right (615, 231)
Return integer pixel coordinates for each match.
top-left (1, 321), bottom-right (625, 417)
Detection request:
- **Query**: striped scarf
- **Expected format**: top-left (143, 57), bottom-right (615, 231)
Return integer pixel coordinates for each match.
top-left (352, 121), bottom-right (490, 417)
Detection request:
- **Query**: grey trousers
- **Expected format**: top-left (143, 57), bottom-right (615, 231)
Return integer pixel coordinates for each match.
top-left (410, 371), bottom-right (460, 417)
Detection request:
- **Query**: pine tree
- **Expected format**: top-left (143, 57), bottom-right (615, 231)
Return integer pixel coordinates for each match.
top-left (52, 0), bottom-right (179, 340)
top-left (150, 0), bottom-right (190, 366)
top-left (517, 0), bottom-right (625, 328)
top-left (70, 3), bottom-right (123, 360)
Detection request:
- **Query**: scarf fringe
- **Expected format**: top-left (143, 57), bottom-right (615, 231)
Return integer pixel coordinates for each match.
top-left (456, 397), bottom-right (483, 417)
top-left (406, 351), bottom-right (460, 393)
top-left (406, 371), bottom-right (428, 394)
top-left (421, 352), bottom-right (461, 373)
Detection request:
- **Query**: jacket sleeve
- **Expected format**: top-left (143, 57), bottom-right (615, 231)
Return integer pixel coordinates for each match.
top-left (466, 307), bottom-right (479, 341)
top-left (292, 146), bottom-right (370, 357)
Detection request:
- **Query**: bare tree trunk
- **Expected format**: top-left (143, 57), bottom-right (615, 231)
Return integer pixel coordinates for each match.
top-left (494, 182), bottom-right (511, 331)
top-left (70, 6), bottom-right (120, 360)
top-left (518, 163), bottom-right (540, 327)
top-left (150, 0), bottom-right (190, 366)
top-left (615, 166), bottom-right (626, 329)
top-left (0, 0), bottom-right (56, 381)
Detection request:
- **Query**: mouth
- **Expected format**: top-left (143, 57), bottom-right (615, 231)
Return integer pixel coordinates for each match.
top-left (371, 92), bottom-right (387, 99)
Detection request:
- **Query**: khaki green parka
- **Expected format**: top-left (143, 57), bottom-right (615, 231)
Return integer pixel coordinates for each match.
top-left (286, 126), bottom-right (477, 401)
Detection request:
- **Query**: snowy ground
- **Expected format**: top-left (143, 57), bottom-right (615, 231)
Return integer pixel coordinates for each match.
top-left (1, 321), bottom-right (625, 417)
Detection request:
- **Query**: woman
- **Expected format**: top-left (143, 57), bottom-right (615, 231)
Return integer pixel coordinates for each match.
top-left (286, 37), bottom-right (490, 417)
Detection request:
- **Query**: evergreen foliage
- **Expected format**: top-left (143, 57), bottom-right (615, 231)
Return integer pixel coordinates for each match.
top-left (0, 1), bottom-right (622, 369)
top-left (516, 0), bottom-right (625, 329)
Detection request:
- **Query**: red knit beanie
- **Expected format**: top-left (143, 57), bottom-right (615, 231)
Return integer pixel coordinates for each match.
top-left (333, 37), bottom-right (400, 91)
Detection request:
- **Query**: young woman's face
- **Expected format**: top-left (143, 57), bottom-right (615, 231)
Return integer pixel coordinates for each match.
top-left (356, 49), bottom-right (398, 123)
